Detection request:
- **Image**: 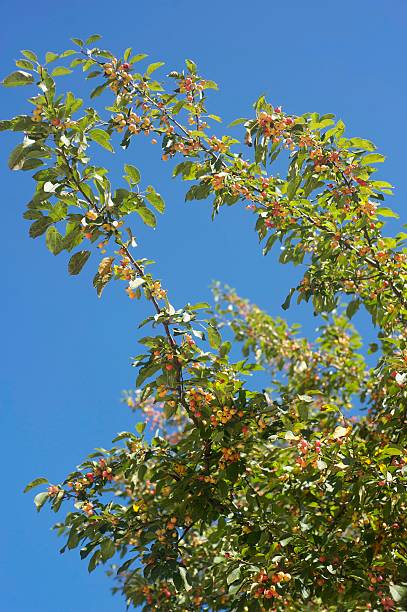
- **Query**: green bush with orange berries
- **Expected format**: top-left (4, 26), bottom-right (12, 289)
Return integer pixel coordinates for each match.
top-left (2, 34), bottom-right (406, 611)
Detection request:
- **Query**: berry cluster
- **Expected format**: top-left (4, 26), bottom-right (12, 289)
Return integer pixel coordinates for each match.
top-left (32, 104), bottom-right (43, 123)
top-left (257, 109), bottom-right (295, 147)
top-left (252, 570), bottom-right (291, 601)
top-left (187, 387), bottom-right (215, 418)
top-left (103, 61), bottom-right (133, 93)
top-left (112, 112), bottom-right (152, 135)
top-left (210, 404), bottom-right (243, 427)
top-left (219, 447), bottom-right (240, 469)
top-left (149, 280), bottom-right (167, 300)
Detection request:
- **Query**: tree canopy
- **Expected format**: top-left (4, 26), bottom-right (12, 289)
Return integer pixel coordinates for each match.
top-left (1, 35), bottom-right (406, 611)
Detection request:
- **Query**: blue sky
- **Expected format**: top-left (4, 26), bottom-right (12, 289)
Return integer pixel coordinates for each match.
top-left (1, 1), bottom-right (406, 610)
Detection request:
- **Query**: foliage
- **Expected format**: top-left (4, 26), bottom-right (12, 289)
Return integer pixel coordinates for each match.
top-left (2, 35), bottom-right (407, 611)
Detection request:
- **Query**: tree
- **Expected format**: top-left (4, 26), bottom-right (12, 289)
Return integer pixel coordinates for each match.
top-left (1, 35), bottom-right (406, 611)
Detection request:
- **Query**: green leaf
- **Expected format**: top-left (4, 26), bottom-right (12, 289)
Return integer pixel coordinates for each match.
top-left (116, 558), bottom-right (136, 575)
top-left (145, 61), bottom-right (164, 76)
top-left (136, 422), bottom-right (146, 434)
top-left (189, 302), bottom-right (210, 310)
top-left (286, 176), bottom-right (301, 201)
top-left (86, 70), bottom-right (100, 81)
top-left (173, 161), bottom-right (200, 180)
top-left (8, 144), bottom-right (26, 170)
top-left (29, 217), bottom-right (52, 238)
top-left (51, 490), bottom-right (64, 512)
top-left (228, 117), bottom-right (247, 127)
top-left (282, 287), bottom-right (295, 311)
top-left (145, 186), bottom-right (165, 213)
top-left (219, 341), bottom-right (231, 358)
top-left (88, 129), bottom-right (113, 152)
top-left (325, 119), bottom-right (345, 140)
top-left (178, 566), bottom-right (192, 591)
top-left (88, 550), bottom-right (101, 573)
top-left (22, 158), bottom-right (44, 171)
top-left (63, 224), bottom-right (83, 252)
top-left (69, 57), bottom-right (83, 68)
top-left (45, 52), bottom-right (59, 64)
top-left (229, 580), bottom-right (244, 596)
top-left (207, 325), bottom-right (221, 349)
top-left (227, 567), bottom-right (241, 585)
top-left (86, 34), bottom-right (102, 45)
top-left (124, 164), bottom-right (141, 185)
top-left (376, 207), bottom-right (399, 218)
top-left (381, 444), bottom-right (403, 456)
top-left (59, 50), bottom-right (77, 58)
top-left (371, 180), bottom-right (394, 191)
top-left (15, 60), bottom-right (34, 70)
top-left (51, 66), bottom-right (73, 77)
top-left (348, 137), bottom-right (376, 151)
top-left (49, 201), bottom-right (67, 223)
top-left (21, 50), bottom-right (38, 63)
top-left (100, 539), bottom-right (116, 562)
top-left (129, 53), bottom-right (148, 64)
top-left (24, 477), bottom-right (48, 493)
top-left (9, 142), bottom-right (49, 171)
top-left (112, 431), bottom-right (133, 442)
top-left (185, 182), bottom-right (212, 201)
top-left (346, 298), bottom-right (360, 319)
top-left (34, 491), bottom-right (49, 512)
top-left (135, 205), bottom-right (156, 228)
top-left (263, 233), bottom-right (278, 255)
top-left (68, 250), bottom-right (91, 275)
top-left (90, 83), bottom-right (107, 99)
top-left (362, 153), bottom-right (385, 165)
top-left (80, 542), bottom-right (98, 560)
top-left (136, 362), bottom-right (161, 386)
top-left (67, 528), bottom-right (80, 550)
top-left (65, 91), bottom-right (83, 113)
top-left (185, 59), bottom-right (197, 74)
top-left (389, 585), bottom-right (407, 604)
top-left (2, 71), bottom-right (34, 87)
top-left (45, 226), bottom-right (64, 255)
top-left (203, 79), bottom-right (218, 90)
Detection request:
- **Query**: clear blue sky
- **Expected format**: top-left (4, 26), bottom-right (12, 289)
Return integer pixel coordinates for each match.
top-left (1, 1), bottom-right (406, 610)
